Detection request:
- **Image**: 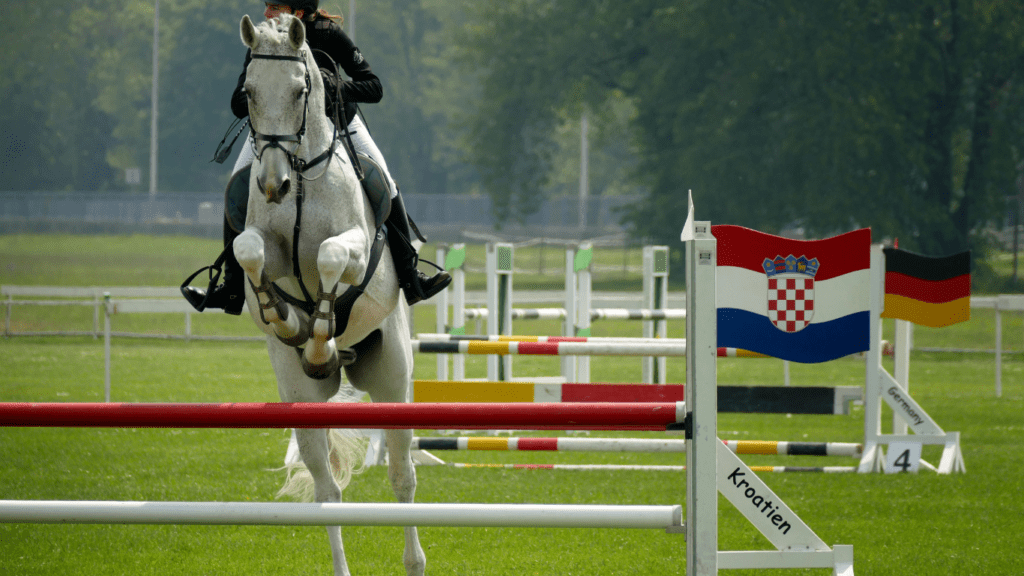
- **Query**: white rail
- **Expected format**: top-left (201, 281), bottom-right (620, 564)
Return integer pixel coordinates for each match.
top-left (0, 500), bottom-right (684, 530)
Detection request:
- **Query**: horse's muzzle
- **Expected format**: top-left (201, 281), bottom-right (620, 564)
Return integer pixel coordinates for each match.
top-left (259, 177), bottom-right (290, 204)
top-left (257, 155), bottom-right (293, 204)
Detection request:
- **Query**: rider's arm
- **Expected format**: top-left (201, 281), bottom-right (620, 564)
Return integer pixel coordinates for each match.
top-left (312, 22), bottom-right (382, 105)
top-left (230, 50), bottom-right (253, 119)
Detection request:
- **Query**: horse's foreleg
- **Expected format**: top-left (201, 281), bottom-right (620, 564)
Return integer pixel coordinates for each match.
top-left (301, 230), bottom-right (368, 377)
top-left (234, 230), bottom-right (309, 346)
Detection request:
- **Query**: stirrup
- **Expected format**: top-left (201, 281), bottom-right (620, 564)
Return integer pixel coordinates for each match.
top-left (180, 263), bottom-right (223, 312)
top-left (180, 246), bottom-right (233, 312)
top-left (403, 257), bottom-right (451, 305)
top-left (416, 255), bottom-right (445, 275)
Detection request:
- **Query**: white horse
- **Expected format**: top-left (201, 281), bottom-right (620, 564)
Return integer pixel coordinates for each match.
top-left (232, 14), bottom-right (424, 576)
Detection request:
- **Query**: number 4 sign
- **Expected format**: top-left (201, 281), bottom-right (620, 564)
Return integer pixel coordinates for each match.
top-left (884, 442), bottom-right (923, 473)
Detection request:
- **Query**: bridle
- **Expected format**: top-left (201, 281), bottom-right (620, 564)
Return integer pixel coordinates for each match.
top-left (247, 51), bottom-right (338, 190)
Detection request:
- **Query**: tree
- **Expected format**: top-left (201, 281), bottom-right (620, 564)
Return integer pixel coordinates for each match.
top-left (0, 1), bottom-right (118, 191)
top-left (0, 0), bottom-right (258, 193)
top-left (159, 0), bottom-right (259, 192)
top-left (456, 0), bottom-right (649, 225)
top-left (351, 0), bottom-right (483, 197)
top-left (1, 0), bottom-right (483, 198)
top-left (458, 0), bottom-right (1024, 256)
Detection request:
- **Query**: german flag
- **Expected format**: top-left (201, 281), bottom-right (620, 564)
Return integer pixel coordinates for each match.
top-left (881, 248), bottom-right (971, 327)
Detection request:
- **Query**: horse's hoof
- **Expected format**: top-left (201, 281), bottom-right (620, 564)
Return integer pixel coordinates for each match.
top-left (300, 350), bottom-right (340, 380)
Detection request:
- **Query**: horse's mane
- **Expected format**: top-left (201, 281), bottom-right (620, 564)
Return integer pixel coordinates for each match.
top-left (262, 15), bottom-right (297, 36)
top-left (253, 15), bottom-right (310, 58)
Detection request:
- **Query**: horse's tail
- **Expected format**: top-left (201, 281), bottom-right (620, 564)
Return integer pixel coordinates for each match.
top-left (275, 386), bottom-right (369, 502)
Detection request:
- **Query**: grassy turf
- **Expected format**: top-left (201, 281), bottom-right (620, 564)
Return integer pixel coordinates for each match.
top-left (1, 234), bottom-right (1023, 574)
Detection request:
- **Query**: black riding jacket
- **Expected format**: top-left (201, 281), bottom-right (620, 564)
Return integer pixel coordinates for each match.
top-left (231, 16), bottom-right (382, 126)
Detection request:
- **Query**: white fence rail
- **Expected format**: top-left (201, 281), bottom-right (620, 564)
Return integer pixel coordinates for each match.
top-left (4, 286), bottom-right (1022, 397)
top-left (930, 295), bottom-right (1024, 398)
top-left (2, 285), bottom-right (258, 342)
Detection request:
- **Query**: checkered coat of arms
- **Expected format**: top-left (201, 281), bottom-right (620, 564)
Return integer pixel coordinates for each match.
top-left (762, 255), bottom-right (820, 333)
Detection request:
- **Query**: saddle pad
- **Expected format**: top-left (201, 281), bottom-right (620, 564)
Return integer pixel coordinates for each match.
top-left (224, 165), bottom-right (251, 234)
top-left (357, 153), bottom-right (392, 228)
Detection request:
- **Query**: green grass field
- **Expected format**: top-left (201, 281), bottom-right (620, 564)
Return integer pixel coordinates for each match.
top-left (1, 234), bottom-right (1023, 575)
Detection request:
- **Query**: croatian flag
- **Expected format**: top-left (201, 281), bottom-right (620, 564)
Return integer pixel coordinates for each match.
top-left (713, 225), bottom-right (872, 363)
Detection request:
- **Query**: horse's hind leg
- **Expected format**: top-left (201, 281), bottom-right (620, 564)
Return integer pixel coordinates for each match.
top-left (270, 342), bottom-right (351, 576)
top-left (382, 427), bottom-right (426, 576)
top-left (346, 314), bottom-right (425, 576)
top-left (295, 426), bottom-right (350, 576)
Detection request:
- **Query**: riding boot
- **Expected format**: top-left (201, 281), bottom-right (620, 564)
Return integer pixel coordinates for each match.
top-left (181, 217), bottom-right (246, 315)
top-left (386, 193), bottom-right (452, 305)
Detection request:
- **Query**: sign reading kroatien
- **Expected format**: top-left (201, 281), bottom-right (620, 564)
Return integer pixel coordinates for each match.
top-left (716, 442), bottom-right (829, 552)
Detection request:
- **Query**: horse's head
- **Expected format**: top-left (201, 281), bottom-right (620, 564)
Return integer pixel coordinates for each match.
top-left (240, 14), bottom-right (325, 204)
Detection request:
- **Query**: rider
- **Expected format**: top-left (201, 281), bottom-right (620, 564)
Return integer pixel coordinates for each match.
top-left (182, 0), bottom-right (451, 314)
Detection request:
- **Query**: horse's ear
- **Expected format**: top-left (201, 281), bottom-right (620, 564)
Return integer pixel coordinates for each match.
top-left (241, 14), bottom-right (258, 50)
top-left (287, 14), bottom-right (305, 50)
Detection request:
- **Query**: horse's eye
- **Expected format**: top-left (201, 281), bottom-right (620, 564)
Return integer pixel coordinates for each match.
top-left (296, 89), bottom-right (306, 101)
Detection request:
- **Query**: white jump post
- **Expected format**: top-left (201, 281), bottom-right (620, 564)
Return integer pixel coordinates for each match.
top-left (435, 244), bottom-right (468, 381)
top-left (486, 242), bottom-right (514, 381)
top-left (995, 297), bottom-right (1002, 398)
top-left (435, 244), bottom-right (449, 380)
top-left (4, 291), bottom-right (10, 337)
top-left (684, 210), bottom-right (853, 575)
top-left (643, 245), bottom-right (669, 384)
top-left (566, 242), bottom-right (594, 382)
top-left (103, 293), bottom-right (112, 403)
top-left (892, 319), bottom-right (912, 435)
top-left (685, 221), bottom-right (718, 573)
top-left (92, 289), bottom-right (101, 338)
top-left (562, 246), bottom-right (577, 381)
